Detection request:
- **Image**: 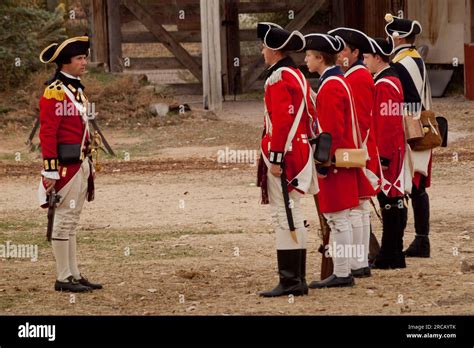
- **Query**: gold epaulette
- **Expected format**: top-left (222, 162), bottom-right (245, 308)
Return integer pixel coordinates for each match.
top-left (43, 80), bottom-right (65, 101)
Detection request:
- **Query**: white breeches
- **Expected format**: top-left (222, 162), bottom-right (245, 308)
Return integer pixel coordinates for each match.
top-left (349, 199), bottom-right (371, 269)
top-left (268, 174), bottom-right (308, 250)
top-left (52, 161), bottom-right (90, 240)
top-left (324, 209), bottom-right (353, 277)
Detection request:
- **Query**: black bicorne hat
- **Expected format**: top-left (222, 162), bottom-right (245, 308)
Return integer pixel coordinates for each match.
top-left (40, 36), bottom-right (90, 64)
top-left (384, 13), bottom-right (422, 38)
top-left (304, 33), bottom-right (345, 54)
top-left (257, 22), bottom-right (305, 51)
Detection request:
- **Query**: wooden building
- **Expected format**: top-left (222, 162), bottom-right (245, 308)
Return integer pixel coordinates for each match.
top-left (88, 0), bottom-right (474, 108)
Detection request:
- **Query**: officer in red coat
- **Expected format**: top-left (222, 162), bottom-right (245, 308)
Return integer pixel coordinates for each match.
top-left (38, 36), bottom-right (102, 292)
top-left (256, 23), bottom-right (319, 297)
top-left (385, 14), bottom-right (432, 258)
top-left (362, 35), bottom-right (408, 268)
top-left (304, 33), bottom-right (372, 288)
top-left (329, 27), bottom-right (383, 278)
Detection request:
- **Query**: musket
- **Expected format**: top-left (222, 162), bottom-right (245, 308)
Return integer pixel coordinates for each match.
top-left (90, 119), bottom-right (115, 157)
top-left (280, 161), bottom-right (298, 244)
top-left (26, 116), bottom-right (40, 146)
top-left (46, 188), bottom-right (61, 242)
top-left (370, 198), bottom-right (382, 223)
top-left (313, 194), bottom-right (333, 280)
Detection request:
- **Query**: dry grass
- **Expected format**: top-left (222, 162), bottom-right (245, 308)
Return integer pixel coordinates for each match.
top-left (0, 68), bottom-right (186, 130)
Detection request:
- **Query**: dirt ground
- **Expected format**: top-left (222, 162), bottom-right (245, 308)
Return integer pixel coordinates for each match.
top-left (0, 95), bottom-right (473, 315)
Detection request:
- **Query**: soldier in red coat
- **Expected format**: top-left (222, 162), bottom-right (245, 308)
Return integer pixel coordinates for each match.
top-left (304, 33), bottom-right (372, 288)
top-left (256, 23), bottom-right (319, 297)
top-left (362, 35), bottom-right (408, 268)
top-left (385, 14), bottom-right (433, 258)
top-left (329, 27), bottom-right (383, 278)
top-left (38, 36), bottom-right (102, 292)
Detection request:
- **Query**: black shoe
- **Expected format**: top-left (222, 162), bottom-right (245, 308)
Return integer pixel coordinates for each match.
top-left (308, 274), bottom-right (354, 289)
top-left (371, 254), bottom-right (406, 269)
top-left (371, 256), bottom-right (392, 269)
top-left (351, 267), bottom-right (371, 278)
top-left (55, 276), bottom-right (92, 293)
top-left (300, 249), bottom-right (308, 295)
top-left (260, 250), bottom-right (305, 297)
top-left (404, 236), bottom-right (430, 257)
top-left (77, 274), bottom-right (103, 290)
top-left (394, 252), bottom-right (407, 268)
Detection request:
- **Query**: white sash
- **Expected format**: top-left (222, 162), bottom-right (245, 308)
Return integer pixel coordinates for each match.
top-left (318, 76), bottom-right (364, 150)
top-left (62, 84), bottom-right (89, 152)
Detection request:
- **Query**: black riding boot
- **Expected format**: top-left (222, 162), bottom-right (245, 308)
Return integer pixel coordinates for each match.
top-left (260, 249), bottom-right (304, 297)
top-left (405, 183), bottom-right (430, 257)
top-left (300, 249), bottom-right (308, 295)
top-left (372, 194), bottom-right (402, 269)
top-left (393, 201), bottom-right (407, 268)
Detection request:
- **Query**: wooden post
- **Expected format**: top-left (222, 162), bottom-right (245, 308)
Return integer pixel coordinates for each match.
top-left (107, 0), bottom-right (123, 72)
top-left (200, 0), bottom-right (223, 111)
top-left (223, 0), bottom-right (241, 96)
top-left (219, 0), bottom-right (228, 97)
top-left (472, 0), bottom-right (474, 41)
top-left (465, 0), bottom-right (474, 100)
top-left (90, 0), bottom-right (109, 68)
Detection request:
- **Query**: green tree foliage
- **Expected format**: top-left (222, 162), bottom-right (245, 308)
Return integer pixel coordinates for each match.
top-left (0, 0), bottom-right (67, 90)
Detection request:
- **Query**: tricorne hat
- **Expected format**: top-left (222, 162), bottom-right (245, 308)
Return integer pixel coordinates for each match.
top-left (257, 22), bottom-right (305, 52)
top-left (39, 36), bottom-right (90, 64)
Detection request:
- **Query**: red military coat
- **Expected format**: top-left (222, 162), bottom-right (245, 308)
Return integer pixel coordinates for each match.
top-left (39, 75), bottom-right (91, 204)
top-left (372, 67), bottom-right (406, 197)
top-left (315, 67), bottom-right (373, 213)
top-left (260, 58), bottom-right (316, 194)
top-left (345, 63), bottom-right (381, 197)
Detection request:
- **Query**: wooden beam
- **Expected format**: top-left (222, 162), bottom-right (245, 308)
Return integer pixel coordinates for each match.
top-left (200, 0), bottom-right (223, 110)
top-left (122, 29), bottom-right (258, 43)
top-left (177, 0), bottom-right (201, 30)
top-left (122, 30), bottom-right (201, 43)
top-left (122, 0), bottom-right (202, 82)
top-left (223, 0), bottom-right (241, 95)
top-left (107, 0), bottom-right (123, 72)
top-left (219, 0), bottom-right (229, 95)
top-left (126, 57), bottom-right (201, 70)
top-left (120, 2), bottom-right (201, 25)
top-left (331, 0), bottom-right (345, 28)
top-left (364, 0), bottom-right (392, 37)
top-left (344, 0), bottom-right (365, 31)
top-left (285, 0), bottom-right (326, 31)
top-left (238, 1), bottom-right (306, 13)
top-left (90, 0), bottom-right (109, 66)
top-left (241, 52), bottom-right (306, 66)
top-left (242, 0), bottom-right (327, 91)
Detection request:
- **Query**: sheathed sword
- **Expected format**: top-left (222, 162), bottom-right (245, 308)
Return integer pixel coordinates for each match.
top-left (280, 161), bottom-right (298, 244)
top-left (46, 188), bottom-right (61, 242)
